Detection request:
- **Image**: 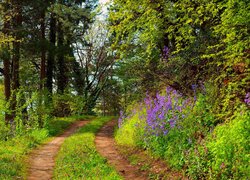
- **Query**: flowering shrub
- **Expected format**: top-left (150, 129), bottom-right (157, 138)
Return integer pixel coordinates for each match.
top-left (116, 85), bottom-right (250, 179)
top-left (244, 92), bottom-right (250, 106)
top-left (143, 87), bottom-right (191, 137)
top-left (117, 87), bottom-right (195, 160)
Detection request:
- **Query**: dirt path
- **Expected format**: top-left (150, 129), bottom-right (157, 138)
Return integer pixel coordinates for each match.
top-left (27, 121), bottom-right (89, 180)
top-left (95, 120), bottom-right (148, 180)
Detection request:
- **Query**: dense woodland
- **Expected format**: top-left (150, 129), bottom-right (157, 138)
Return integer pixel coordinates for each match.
top-left (0, 0), bottom-right (249, 179)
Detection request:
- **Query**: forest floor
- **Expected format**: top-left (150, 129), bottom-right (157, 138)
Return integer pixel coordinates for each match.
top-left (27, 120), bottom-right (89, 180)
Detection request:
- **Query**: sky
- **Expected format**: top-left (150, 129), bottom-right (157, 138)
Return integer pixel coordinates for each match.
top-left (98, 0), bottom-right (110, 19)
top-left (99, 0), bottom-right (110, 5)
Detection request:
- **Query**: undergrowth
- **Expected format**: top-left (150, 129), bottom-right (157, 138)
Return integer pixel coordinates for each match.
top-left (54, 116), bottom-right (122, 180)
top-left (116, 86), bottom-right (250, 179)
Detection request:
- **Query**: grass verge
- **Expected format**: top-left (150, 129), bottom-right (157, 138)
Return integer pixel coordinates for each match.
top-left (0, 115), bottom-right (90, 179)
top-left (54, 116), bottom-right (122, 180)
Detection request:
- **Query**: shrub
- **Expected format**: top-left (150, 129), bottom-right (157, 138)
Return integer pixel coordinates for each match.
top-left (206, 106), bottom-right (250, 179)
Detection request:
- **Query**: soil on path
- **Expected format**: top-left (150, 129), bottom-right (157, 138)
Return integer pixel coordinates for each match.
top-left (95, 120), bottom-right (148, 180)
top-left (27, 120), bottom-right (89, 180)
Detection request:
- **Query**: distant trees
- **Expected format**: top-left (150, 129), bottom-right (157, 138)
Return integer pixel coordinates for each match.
top-left (73, 21), bottom-right (115, 114)
top-left (0, 0), bottom-right (102, 126)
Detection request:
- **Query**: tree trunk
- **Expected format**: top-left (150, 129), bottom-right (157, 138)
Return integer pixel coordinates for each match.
top-left (1, 1), bottom-right (12, 124)
top-left (2, 5), bottom-right (12, 124)
top-left (57, 21), bottom-right (67, 94)
top-left (46, 12), bottom-right (56, 94)
top-left (12, 1), bottom-right (21, 90)
top-left (12, 43), bottom-right (20, 90)
top-left (3, 44), bottom-right (11, 124)
top-left (40, 10), bottom-right (46, 90)
top-left (10, 0), bottom-right (22, 124)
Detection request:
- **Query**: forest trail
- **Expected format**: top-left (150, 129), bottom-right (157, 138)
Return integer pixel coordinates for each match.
top-left (27, 120), bottom-right (89, 180)
top-left (95, 120), bottom-right (148, 180)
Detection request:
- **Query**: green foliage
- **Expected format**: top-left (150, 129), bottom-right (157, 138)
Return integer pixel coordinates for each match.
top-left (54, 117), bottom-right (122, 179)
top-left (115, 111), bottom-right (145, 146)
top-left (0, 129), bottom-right (50, 179)
top-left (111, 1), bottom-right (249, 178)
top-left (2, 86), bottom-right (88, 137)
top-left (52, 94), bottom-right (77, 117)
top-left (186, 106), bottom-right (250, 179)
top-left (207, 107), bottom-right (250, 179)
top-left (3, 88), bottom-right (53, 135)
top-left (0, 85), bottom-right (9, 140)
top-left (109, 0), bottom-right (165, 56)
top-left (214, 0), bottom-right (250, 62)
top-left (109, 0), bottom-right (249, 113)
top-left (0, 120), bottom-right (9, 141)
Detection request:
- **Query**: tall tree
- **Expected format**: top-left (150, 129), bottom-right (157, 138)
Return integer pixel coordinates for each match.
top-left (57, 20), bottom-right (67, 93)
top-left (47, 12), bottom-right (56, 94)
top-left (11, 0), bottom-right (22, 91)
top-left (1, 1), bottom-right (11, 123)
top-left (40, 3), bottom-right (47, 90)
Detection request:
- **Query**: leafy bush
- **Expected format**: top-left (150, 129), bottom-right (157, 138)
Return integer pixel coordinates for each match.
top-left (186, 106), bottom-right (250, 179)
top-left (207, 106), bottom-right (250, 179)
top-left (0, 120), bottom-right (9, 141)
top-left (52, 93), bottom-right (85, 117)
top-left (0, 85), bottom-right (9, 140)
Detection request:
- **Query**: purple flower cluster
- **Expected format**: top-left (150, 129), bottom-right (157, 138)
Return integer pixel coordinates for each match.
top-left (162, 46), bottom-right (170, 61)
top-left (117, 87), bottom-right (194, 139)
top-left (118, 111), bottom-right (126, 128)
top-left (244, 92), bottom-right (250, 106)
top-left (118, 108), bottom-right (137, 128)
top-left (144, 87), bottom-right (191, 137)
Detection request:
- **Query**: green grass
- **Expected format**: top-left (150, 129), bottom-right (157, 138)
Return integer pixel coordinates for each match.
top-left (47, 115), bottom-right (93, 136)
top-left (115, 112), bottom-right (145, 147)
top-left (0, 115), bottom-right (90, 179)
top-left (54, 116), bottom-right (122, 180)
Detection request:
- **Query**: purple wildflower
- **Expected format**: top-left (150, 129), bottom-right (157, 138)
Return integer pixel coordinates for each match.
top-left (163, 130), bottom-right (169, 135)
top-left (162, 46), bottom-right (170, 60)
top-left (118, 111), bottom-right (125, 128)
top-left (244, 92), bottom-right (250, 105)
top-left (169, 119), bottom-right (176, 128)
top-left (143, 87), bottom-right (187, 136)
top-left (191, 84), bottom-right (198, 91)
